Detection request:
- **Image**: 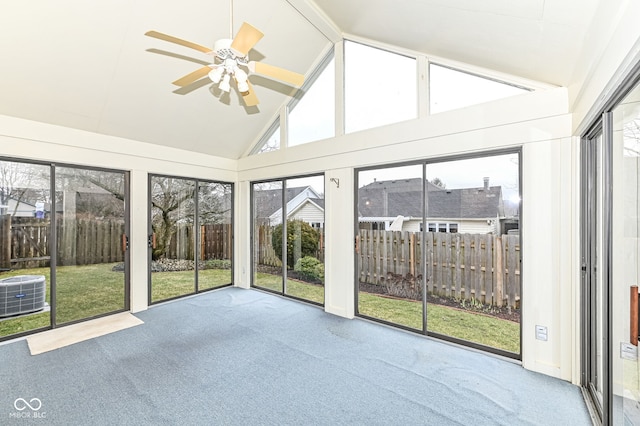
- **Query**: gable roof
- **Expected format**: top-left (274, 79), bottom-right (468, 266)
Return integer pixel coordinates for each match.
top-left (359, 177), bottom-right (504, 219)
top-left (254, 186), bottom-right (326, 221)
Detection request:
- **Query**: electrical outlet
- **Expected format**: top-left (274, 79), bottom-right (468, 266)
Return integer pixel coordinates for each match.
top-left (535, 325), bottom-right (548, 341)
top-left (621, 342), bottom-right (638, 360)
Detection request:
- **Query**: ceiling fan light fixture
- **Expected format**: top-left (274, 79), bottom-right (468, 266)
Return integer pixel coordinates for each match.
top-left (234, 68), bottom-right (249, 93)
top-left (208, 66), bottom-right (225, 84)
top-left (219, 73), bottom-right (231, 92)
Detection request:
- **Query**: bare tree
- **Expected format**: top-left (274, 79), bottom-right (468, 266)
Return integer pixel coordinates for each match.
top-left (0, 161), bottom-right (50, 216)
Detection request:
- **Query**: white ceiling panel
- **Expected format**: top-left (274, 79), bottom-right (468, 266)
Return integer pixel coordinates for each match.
top-left (0, 0), bottom-right (602, 159)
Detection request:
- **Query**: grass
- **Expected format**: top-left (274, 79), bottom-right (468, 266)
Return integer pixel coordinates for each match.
top-left (254, 273), bottom-right (324, 304)
top-left (151, 269), bottom-right (231, 303)
top-left (358, 292), bottom-right (520, 353)
top-left (255, 273), bottom-right (519, 353)
top-left (0, 263), bottom-right (125, 337)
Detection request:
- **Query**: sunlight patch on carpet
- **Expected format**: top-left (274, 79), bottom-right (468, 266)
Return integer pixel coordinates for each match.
top-left (26, 312), bottom-right (143, 355)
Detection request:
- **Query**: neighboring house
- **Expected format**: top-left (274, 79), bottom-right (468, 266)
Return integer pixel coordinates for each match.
top-left (254, 186), bottom-right (325, 228)
top-left (358, 177), bottom-right (517, 234)
top-left (0, 197), bottom-right (38, 217)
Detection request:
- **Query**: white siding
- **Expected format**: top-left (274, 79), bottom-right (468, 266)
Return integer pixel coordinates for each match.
top-left (5, 199), bottom-right (36, 217)
top-left (458, 220), bottom-right (494, 234)
top-left (290, 201), bottom-right (324, 224)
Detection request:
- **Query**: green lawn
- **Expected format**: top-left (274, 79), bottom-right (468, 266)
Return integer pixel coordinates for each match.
top-left (254, 272), bottom-right (324, 304)
top-left (0, 263), bottom-right (125, 337)
top-left (358, 292), bottom-right (520, 353)
top-left (255, 273), bottom-right (519, 353)
top-left (151, 269), bottom-right (231, 302)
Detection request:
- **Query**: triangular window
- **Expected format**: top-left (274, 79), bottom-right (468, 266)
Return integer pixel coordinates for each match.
top-left (288, 53), bottom-right (335, 147)
top-left (429, 63), bottom-right (529, 114)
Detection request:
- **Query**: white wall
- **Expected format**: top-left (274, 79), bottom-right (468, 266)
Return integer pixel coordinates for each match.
top-left (570, 0), bottom-right (640, 134)
top-left (0, 114), bottom-right (237, 312)
top-left (238, 87), bottom-right (578, 382)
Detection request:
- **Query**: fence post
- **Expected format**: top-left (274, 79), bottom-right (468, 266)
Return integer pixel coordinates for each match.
top-left (495, 236), bottom-right (504, 307)
top-left (409, 232), bottom-right (416, 277)
top-left (0, 215), bottom-right (10, 269)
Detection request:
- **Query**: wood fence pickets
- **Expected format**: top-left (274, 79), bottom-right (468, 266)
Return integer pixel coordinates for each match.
top-left (454, 235), bottom-right (462, 299)
top-left (3, 217), bottom-right (131, 268)
top-left (433, 234), bottom-right (440, 293)
top-left (382, 230), bottom-right (388, 282)
top-left (507, 237), bottom-right (518, 308)
top-left (110, 222), bottom-right (117, 262)
top-left (0, 215), bottom-right (10, 269)
top-left (373, 231), bottom-right (377, 280)
top-left (485, 235), bottom-right (493, 303)
top-left (445, 233), bottom-right (456, 297)
top-left (463, 233), bottom-right (471, 299)
top-left (357, 229), bottom-right (520, 309)
top-left (426, 232), bottom-right (433, 294)
top-left (495, 236), bottom-right (504, 307)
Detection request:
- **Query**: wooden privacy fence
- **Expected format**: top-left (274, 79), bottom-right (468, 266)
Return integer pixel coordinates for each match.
top-left (256, 224), bottom-right (282, 267)
top-left (255, 224), bottom-right (325, 268)
top-left (358, 230), bottom-right (520, 308)
top-left (166, 223), bottom-right (232, 261)
top-left (1, 215), bottom-right (233, 268)
top-left (0, 215), bottom-right (125, 268)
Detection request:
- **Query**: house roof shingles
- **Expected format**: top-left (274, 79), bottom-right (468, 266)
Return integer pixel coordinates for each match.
top-left (359, 177), bottom-right (505, 219)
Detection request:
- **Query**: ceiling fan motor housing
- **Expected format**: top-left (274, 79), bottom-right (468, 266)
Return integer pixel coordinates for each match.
top-left (214, 38), bottom-right (247, 63)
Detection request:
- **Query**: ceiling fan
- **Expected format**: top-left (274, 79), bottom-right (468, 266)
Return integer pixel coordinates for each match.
top-left (145, 22), bottom-right (304, 107)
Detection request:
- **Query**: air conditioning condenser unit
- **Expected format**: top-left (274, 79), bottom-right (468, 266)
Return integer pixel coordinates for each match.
top-left (0, 275), bottom-right (46, 317)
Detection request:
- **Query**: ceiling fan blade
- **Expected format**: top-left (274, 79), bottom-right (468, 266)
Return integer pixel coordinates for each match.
top-left (145, 30), bottom-right (212, 54)
top-left (230, 22), bottom-right (264, 56)
top-left (172, 66), bottom-right (212, 86)
top-left (249, 61), bottom-right (304, 87)
top-left (242, 81), bottom-right (259, 106)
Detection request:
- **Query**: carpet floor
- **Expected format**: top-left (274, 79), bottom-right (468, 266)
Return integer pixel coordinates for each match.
top-left (0, 287), bottom-right (591, 425)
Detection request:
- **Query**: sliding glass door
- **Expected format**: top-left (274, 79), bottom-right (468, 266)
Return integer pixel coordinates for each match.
top-left (149, 175), bottom-right (233, 304)
top-left (0, 160), bottom-right (130, 339)
top-left (356, 151), bottom-right (521, 357)
top-left (252, 175), bottom-right (325, 305)
top-left (581, 127), bottom-right (605, 419)
top-left (581, 72), bottom-right (640, 425)
top-left (610, 80), bottom-right (640, 424)
top-left (54, 166), bottom-right (129, 324)
top-left (252, 181), bottom-right (284, 292)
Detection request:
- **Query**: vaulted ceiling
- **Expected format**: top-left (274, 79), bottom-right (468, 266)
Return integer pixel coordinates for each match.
top-left (0, 0), bottom-right (600, 159)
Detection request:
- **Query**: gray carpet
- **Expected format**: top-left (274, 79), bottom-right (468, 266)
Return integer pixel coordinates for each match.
top-left (0, 287), bottom-right (591, 425)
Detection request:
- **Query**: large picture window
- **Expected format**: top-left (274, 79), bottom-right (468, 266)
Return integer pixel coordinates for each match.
top-left (356, 151), bottom-right (521, 357)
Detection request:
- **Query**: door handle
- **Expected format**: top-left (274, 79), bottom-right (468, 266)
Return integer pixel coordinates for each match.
top-left (148, 233), bottom-right (157, 249)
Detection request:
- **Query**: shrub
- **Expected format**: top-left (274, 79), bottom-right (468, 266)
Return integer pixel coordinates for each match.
top-left (204, 259), bottom-right (232, 270)
top-left (271, 220), bottom-right (320, 267)
top-left (294, 256), bottom-right (324, 283)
